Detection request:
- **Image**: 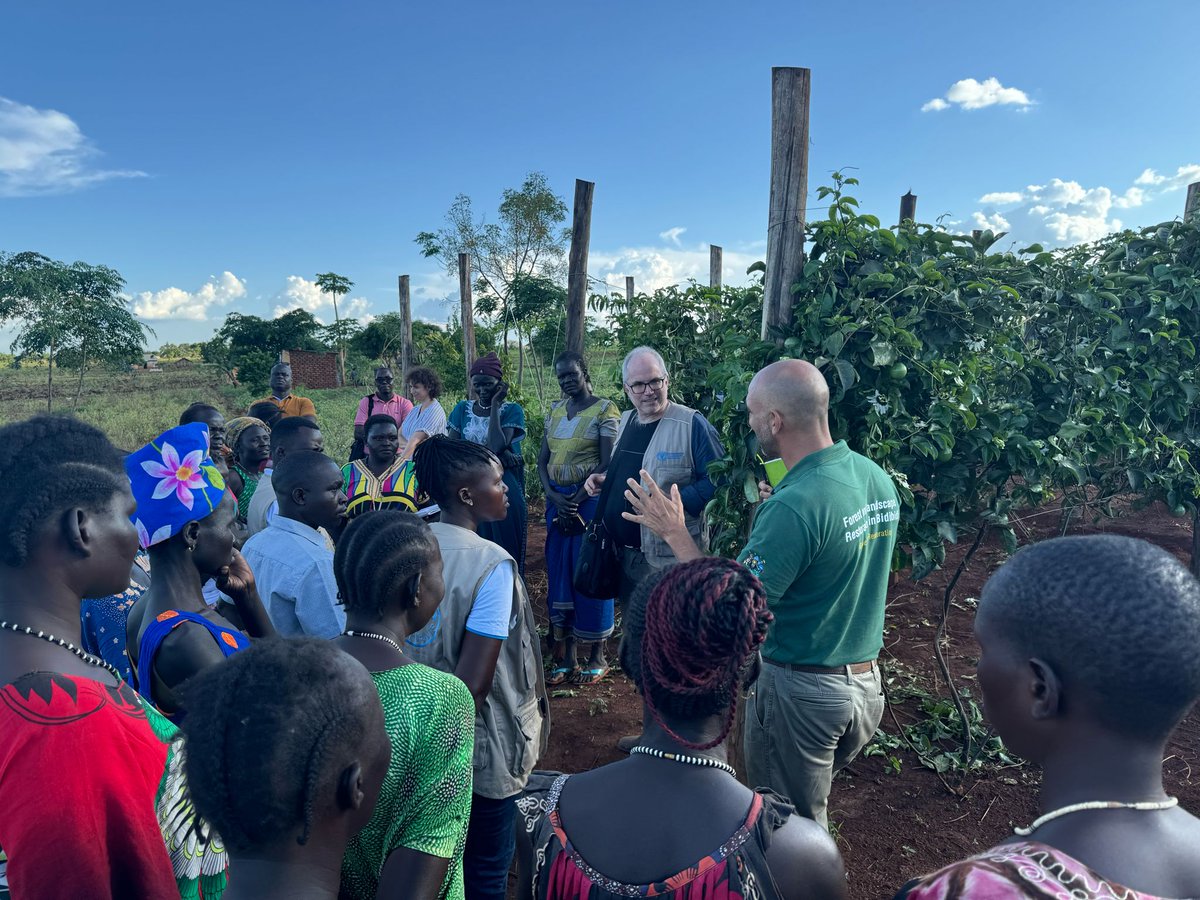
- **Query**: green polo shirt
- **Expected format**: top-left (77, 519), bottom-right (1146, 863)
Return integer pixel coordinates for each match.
top-left (737, 440), bottom-right (899, 666)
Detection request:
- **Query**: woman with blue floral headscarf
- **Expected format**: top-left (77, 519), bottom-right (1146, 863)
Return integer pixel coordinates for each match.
top-left (124, 422), bottom-right (275, 722)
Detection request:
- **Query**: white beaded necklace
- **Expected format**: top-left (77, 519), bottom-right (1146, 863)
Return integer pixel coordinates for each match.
top-left (1014, 796), bottom-right (1178, 836)
top-left (2, 620), bottom-right (123, 683)
top-left (629, 745), bottom-right (737, 776)
top-left (343, 629), bottom-right (404, 654)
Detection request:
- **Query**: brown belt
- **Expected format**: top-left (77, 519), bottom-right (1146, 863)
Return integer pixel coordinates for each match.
top-left (763, 657), bottom-right (876, 675)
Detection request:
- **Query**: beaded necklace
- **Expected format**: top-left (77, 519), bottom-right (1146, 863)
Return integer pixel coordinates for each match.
top-left (1014, 796), bottom-right (1178, 836)
top-left (629, 745), bottom-right (737, 777)
top-left (343, 629), bottom-right (404, 654)
top-left (2, 620), bottom-right (123, 683)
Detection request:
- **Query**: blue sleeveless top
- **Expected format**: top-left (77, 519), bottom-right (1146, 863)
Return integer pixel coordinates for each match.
top-left (136, 609), bottom-right (250, 717)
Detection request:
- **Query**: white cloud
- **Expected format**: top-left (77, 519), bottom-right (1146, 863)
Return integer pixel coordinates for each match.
top-left (978, 191), bottom-right (1024, 205)
top-left (271, 275), bottom-right (374, 324)
top-left (0, 96), bottom-right (146, 196)
top-left (590, 239), bottom-right (764, 296)
top-left (922, 77), bottom-right (1033, 112)
top-left (1112, 186), bottom-right (1146, 209)
top-left (972, 211), bottom-right (1010, 232)
top-left (1134, 164), bottom-right (1200, 190)
top-left (133, 272), bottom-right (246, 321)
top-left (659, 226), bottom-right (687, 246)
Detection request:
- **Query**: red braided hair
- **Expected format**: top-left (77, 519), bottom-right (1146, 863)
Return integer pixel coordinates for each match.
top-left (639, 557), bottom-right (773, 750)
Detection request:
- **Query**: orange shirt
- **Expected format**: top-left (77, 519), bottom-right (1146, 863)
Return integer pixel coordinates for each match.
top-left (263, 394), bottom-right (317, 419)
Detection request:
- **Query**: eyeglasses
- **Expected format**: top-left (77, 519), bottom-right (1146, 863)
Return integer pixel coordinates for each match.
top-left (626, 377), bottom-right (666, 394)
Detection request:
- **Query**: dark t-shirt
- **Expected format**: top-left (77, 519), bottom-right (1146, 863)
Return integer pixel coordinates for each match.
top-left (602, 418), bottom-right (660, 549)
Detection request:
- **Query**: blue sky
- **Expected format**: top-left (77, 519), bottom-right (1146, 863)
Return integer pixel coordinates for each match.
top-left (2, 1), bottom-right (1197, 346)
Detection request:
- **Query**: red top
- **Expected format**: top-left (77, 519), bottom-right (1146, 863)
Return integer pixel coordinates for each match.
top-left (0, 672), bottom-right (177, 899)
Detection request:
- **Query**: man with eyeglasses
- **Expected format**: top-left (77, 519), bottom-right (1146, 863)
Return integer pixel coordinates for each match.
top-left (349, 366), bottom-right (413, 462)
top-left (585, 346), bottom-right (724, 604)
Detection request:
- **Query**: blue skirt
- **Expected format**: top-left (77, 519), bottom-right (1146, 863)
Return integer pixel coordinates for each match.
top-left (545, 481), bottom-right (615, 641)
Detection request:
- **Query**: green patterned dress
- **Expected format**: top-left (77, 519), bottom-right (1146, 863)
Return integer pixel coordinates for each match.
top-left (341, 663), bottom-right (475, 900)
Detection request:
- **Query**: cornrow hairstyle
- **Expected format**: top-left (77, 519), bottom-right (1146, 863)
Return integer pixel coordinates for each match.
top-left (363, 413), bottom-right (399, 439)
top-left (412, 435), bottom-right (500, 508)
top-left (406, 366), bottom-right (442, 399)
top-left (0, 416), bottom-right (127, 567)
top-left (981, 534), bottom-right (1200, 741)
top-left (619, 558), bottom-right (773, 751)
top-left (180, 637), bottom-right (382, 851)
top-left (179, 402), bottom-right (221, 427)
top-left (553, 349), bottom-right (590, 385)
top-left (269, 415), bottom-right (321, 454)
top-left (334, 510), bottom-right (438, 619)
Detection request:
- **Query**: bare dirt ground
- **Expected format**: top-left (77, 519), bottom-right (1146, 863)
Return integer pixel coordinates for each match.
top-left (523, 498), bottom-right (1200, 899)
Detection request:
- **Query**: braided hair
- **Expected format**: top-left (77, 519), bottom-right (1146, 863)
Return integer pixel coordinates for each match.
top-left (334, 510), bottom-right (438, 619)
top-left (412, 435), bottom-right (500, 508)
top-left (0, 416), bottom-right (127, 567)
top-left (619, 558), bottom-right (772, 751)
top-left (180, 637), bottom-right (382, 851)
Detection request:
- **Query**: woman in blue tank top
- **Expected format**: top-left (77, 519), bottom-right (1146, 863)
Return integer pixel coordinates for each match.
top-left (123, 422), bottom-right (275, 720)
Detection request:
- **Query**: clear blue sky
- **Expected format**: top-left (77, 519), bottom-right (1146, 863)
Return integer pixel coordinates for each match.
top-left (2, 1), bottom-right (1197, 345)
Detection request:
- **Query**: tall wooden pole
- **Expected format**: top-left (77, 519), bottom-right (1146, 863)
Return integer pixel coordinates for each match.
top-left (1186, 182), bottom-right (1200, 223)
top-left (762, 67), bottom-right (811, 342)
top-left (398, 275), bottom-right (413, 379)
top-left (899, 191), bottom-right (917, 225)
top-left (625, 276), bottom-right (635, 302)
top-left (710, 245), bottom-right (723, 288)
top-left (567, 179), bottom-right (595, 354)
top-left (458, 253), bottom-right (476, 394)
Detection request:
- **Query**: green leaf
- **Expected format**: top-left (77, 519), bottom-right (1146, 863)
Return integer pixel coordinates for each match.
top-left (936, 521), bottom-right (958, 543)
top-left (869, 340), bottom-right (897, 367)
top-left (833, 359), bottom-right (858, 394)
top-left (743, 472), bottom-right (760, 504)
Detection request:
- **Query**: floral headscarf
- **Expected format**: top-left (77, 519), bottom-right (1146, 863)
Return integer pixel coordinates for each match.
top-left (224, 416), bottom-right (269, 455)
top-left (125, 423), bottom-right (227, 548)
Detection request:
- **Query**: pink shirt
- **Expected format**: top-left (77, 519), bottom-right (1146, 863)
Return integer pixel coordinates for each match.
top-left (354, 393), bottom-right (414, 427)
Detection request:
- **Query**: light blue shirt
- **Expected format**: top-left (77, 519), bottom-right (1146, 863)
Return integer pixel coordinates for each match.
top-left (242, 515), bottom-right (345, 638)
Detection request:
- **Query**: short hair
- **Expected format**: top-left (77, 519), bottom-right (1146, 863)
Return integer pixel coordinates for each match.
top-left (271, 363), bottom-right (291, 374)
top-left (273, 450), bottom-right (339, 501)
top-left (621, 346), bottom-right (667, 382)
top-left (619, 558), bottom-right (772, 750)
top-left (363, 413), bottom-right (399, 439)
top-left (553, 350), bottom-right (590, 384)
top-left (269, 416), bottom-right (321, 454)
top-left (981, 534), bottom-right (1200, 740)
top-left (334, 510), bottom-right (438, 619)
top-left (247, 401), bottom-right (283, 427)
top-left (406, 367), bottom-right (442, 399)
top-left (412, 436), bottom-right (499, 508)
top-left (0, 416), bottom-right (127, 566)
top-left (179, 403), bottom-right (222, 427)
top-left (180, 638), bottom-right (381, 851)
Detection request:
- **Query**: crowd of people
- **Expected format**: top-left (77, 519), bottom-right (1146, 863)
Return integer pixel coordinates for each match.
top-left (1, 345), bottom-right (1198, 900)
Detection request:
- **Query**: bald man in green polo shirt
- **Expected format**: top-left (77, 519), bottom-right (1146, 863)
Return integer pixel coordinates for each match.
top-left (623, 359), bottom-right (899, 827)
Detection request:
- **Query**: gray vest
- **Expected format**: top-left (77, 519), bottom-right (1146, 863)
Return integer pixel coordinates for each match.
top-left (408, 523), bottom-right (550, 799)
top-left (615, 402), bottom-right (707, 567)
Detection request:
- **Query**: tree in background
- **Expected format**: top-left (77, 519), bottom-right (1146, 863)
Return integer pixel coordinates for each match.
top-left (0, 251), bottom-right (151, 410)
top-left (203, 310), bottom-right (324, 392)
top-left (415, 172), bottom-right (570, 384)
top-left (157, 342), bottom-right (206, 360)
top-left (314, 272), bottom-right (354, 385)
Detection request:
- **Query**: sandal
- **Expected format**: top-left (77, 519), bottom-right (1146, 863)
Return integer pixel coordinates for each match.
top-left (572, 665), bottom-right (610, 685)
top-left (546, 665), bottom-right (579, 686)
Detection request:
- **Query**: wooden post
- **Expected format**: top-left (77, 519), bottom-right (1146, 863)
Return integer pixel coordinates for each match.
top-left (710, 245), bottom-right (723, 288)
top-left (567, 179), bottom-right (595, 355)
top-left (762, 67), bottom-right (811, 342)
top-left (899, 191), bottom-right (917, 225)
top-left (1186, 182), bottom-right (1200, 223)
top-left (398, 275), bottom-right (413, 379)
top-left (625, 276), bottom-right (635, 302)
top-left (458, 253), bottom-right (476, 393)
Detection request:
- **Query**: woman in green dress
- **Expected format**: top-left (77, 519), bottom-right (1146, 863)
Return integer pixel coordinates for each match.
top-left (333, 510), bottom-right (475, 900)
